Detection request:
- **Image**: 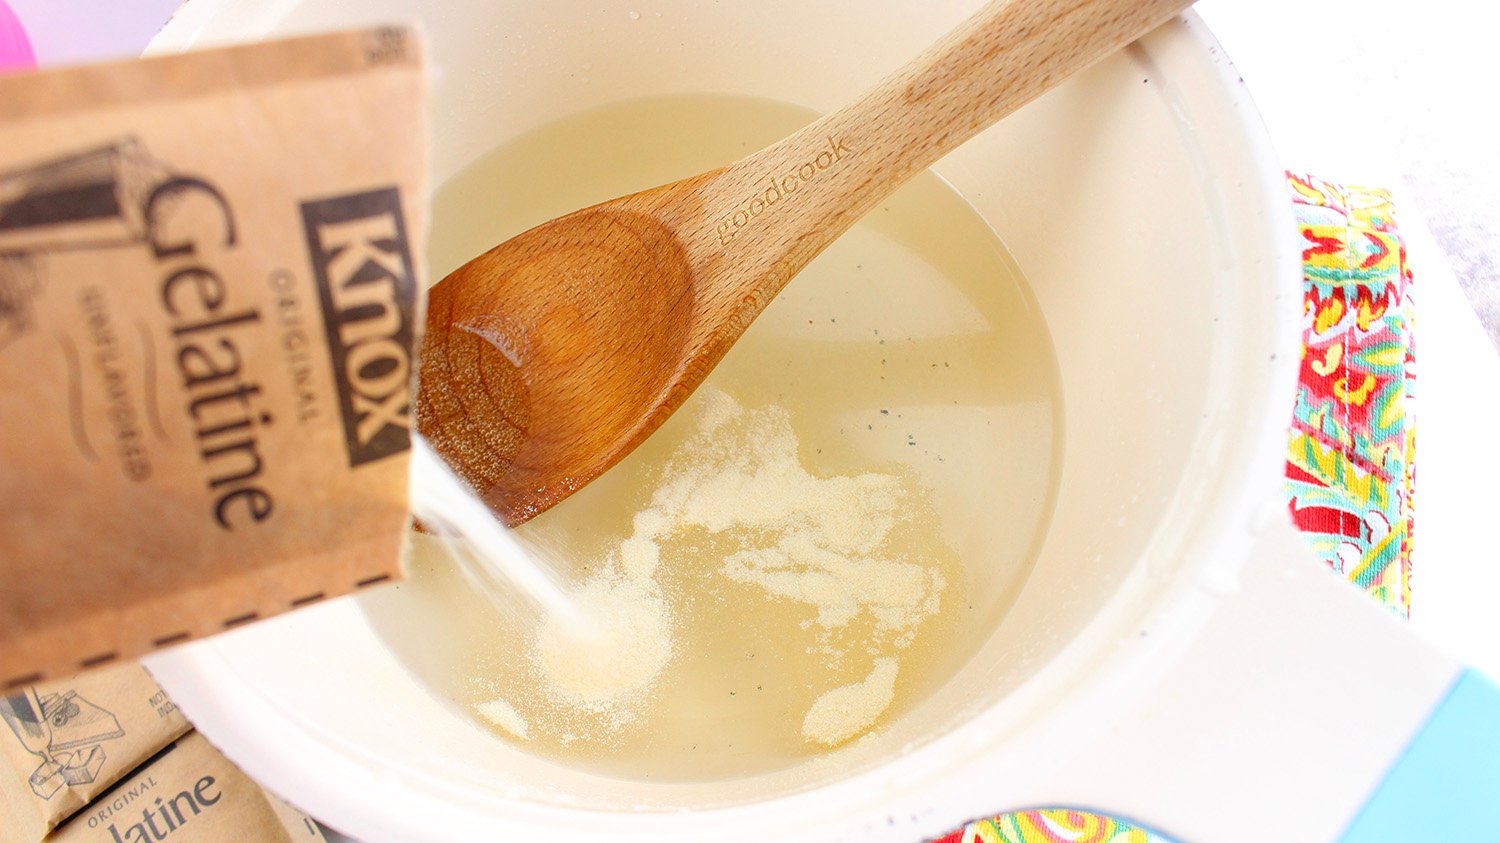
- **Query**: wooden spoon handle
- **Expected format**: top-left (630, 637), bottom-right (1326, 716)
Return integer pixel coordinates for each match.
top-left (681, 0), bottom-right (1194, 300)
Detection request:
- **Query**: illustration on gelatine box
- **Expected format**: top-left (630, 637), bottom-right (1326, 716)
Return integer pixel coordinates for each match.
top-left (0, 138), bottom-right (172, 350)
top-left (1, 684), bottom-right (126, 799)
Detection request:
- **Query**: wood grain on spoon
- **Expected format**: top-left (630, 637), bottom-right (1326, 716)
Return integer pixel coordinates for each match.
top-left (419, 0), bottom-right (1194, 525)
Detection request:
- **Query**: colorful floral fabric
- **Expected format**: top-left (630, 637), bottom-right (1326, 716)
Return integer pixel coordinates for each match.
top-left (928, 175), bottom-right (1417, 841)
top-left (1285, 172), bottom-right (1415, 617)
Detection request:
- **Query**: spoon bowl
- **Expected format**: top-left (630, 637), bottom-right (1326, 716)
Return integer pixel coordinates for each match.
top-left (421, 202), bottom-right (702, 523)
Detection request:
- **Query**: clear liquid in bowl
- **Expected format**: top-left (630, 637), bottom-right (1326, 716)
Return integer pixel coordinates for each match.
top-left (361, 93), bottom-right (1064, 781)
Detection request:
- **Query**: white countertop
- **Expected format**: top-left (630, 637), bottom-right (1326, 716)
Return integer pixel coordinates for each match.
top-left (10, 0), bottom-right (1500, 774)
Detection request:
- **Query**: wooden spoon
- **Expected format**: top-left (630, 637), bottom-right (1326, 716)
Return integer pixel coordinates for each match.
top-left (418, 0), bottom-right (1193, 525)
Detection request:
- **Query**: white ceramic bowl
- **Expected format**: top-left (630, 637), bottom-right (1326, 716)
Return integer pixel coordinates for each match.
top-left (146, 2), bottom-right (1303, 840)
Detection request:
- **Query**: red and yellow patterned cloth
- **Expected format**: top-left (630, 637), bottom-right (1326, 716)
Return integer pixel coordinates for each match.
top-left (1284, 173), bottom-right (1415, 617)
top-left (931, 810), bottom-right (1168, 843)
top-left (929, 175), bottom-right (1417, 841)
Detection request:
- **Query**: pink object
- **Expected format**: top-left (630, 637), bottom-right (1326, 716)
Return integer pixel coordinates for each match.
top-left (0, 0), bottom-right (36, 73)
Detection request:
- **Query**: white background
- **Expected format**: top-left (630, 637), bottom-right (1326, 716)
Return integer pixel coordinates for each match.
top-left (8, 0), bottom-right (1500, 776)
top-left (1192, 0), bottom-right (1500, 681)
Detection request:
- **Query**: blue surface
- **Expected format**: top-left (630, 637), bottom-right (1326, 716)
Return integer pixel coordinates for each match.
top-left (1341, 669), bottom-right (1500, 842)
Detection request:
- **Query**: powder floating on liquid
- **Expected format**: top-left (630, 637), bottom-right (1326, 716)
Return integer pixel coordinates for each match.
top-left (802, 657), bottom-right (900, 746)
top-left (533, 574), bottom-right (672, 713)
top-left (477, 698), bottom-right (530, 740)
top-left (524, 387), bottom-right (944, 745)
top-left (654, 390), bottom-right (944, 650)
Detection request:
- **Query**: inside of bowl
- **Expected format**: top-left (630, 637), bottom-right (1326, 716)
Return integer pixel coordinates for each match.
top-left (162, 0), bottom-right (1287, 814)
